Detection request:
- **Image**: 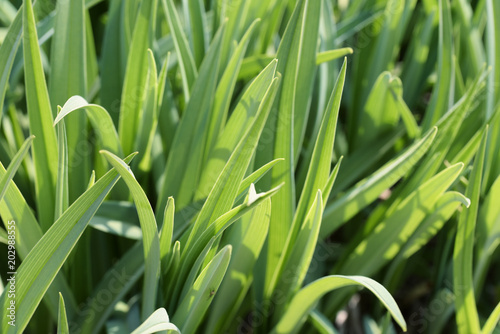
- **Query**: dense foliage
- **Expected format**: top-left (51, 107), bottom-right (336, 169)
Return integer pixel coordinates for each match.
top-left (0, 0), bottom-right (499, 333)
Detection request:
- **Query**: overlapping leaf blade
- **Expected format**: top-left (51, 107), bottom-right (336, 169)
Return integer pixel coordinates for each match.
top-left (22, 0), bottom-right (58, 230)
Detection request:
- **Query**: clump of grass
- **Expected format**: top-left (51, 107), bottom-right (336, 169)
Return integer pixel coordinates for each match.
top-left (0, 0), bottom-right (499, 333)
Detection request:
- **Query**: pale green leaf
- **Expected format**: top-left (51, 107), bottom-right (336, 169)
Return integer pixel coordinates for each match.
top-left (316, 48), bottom-right (353, 65)
top-left (172, 246), bottom-right (232, 334)
top-left (0, 153), bottom-right (136, 333)
top-left (54, 95), bottom-right (122, 156)
top-left (0, 135), bottom-right (34, 202)
top-left (340, 162), bottom-right (463, 277)
top-left (49, 0), bottom-right (88, 201)
top-left (206, 198), bottom-right (271, 333)
top-left (160, 197), bottom-right (174, 274)
top-left (421, 0), bottom-right (454, 130)
top-left (118, 0), bottom-right (158, 154)
top-left (274, 191), bottom-right (324, 318)
top-left (196, 59), bottom-right (278, 200)
top-left (23, 0), bottom-right (58, 229)
top-left (162, 0), bottom-right (197, 98)
top-left (0, 8), bottom-right (22, 118)
top-left (272, 275), bottom-right (407, 334)
top-left (157, 24), bottom-right (225, 213)
top-left (131, 308), bottom-right (180, 334)
top-left (101, 150), bottom-right (161, 320)
top-left (454, 129), bottom-right (488, 334)
top-left (321, 127), bottom-right (437, 238)
top-left (57, 293), bottom-right (69, 334)
top-left (482, 302), bottom-right (500, 334)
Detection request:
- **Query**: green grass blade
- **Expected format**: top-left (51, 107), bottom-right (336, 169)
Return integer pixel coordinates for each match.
top-left (0, 8), bottom-right (22, 118)
top-left (294, 59), bottom-right (346, 241)
top-left (451, 126), bottom-right (487, 167)
top-left (157, 55), bottom-right (177, 157)
top-left (101, 150), bottom-right (161, 320)
top-left (0, 228), bottom-right (7, 245)
top-left (135, 49), bottom-right (159, 173)
top-left (274, 191), bottom-right (324, 319)
top-left (57, 293), bottom-right (69, 334)
top-left (390, 77), bottom-right (421, 139)
top-left (368, 0), bottom-right (416, 91)
top-left (177, 184), bottom-right (282, 301)
top-left (475, 173), bottom-right (500, 293)
top-left (99, 0), bottom-right (126, 122)
top-left (257, 0), bottom-right (313, 298)
top-left (455, 0), bottom-right (485, 75)
top-left (217, 0), bottom-right (252, 68)
top-left (278, 0), bottom-right (321, 160)
top-left (162, 0), bottom-right (197, 98)
top-left (0, 163), bottom-right (78, 322)
top-left (23, 0), bottom-right (58, 229)
top-left (332, 129), bottom-right (404, 193)
top-left (123, 0), bottom-right (141, 45)
top-left (0, 153), bottom-right (135, 333)
top-left (89, 217), bottom-right (142, 240)
top-left (196, 60), bottom-right (278, 200)
top-left (172, 246), bottom-right (232, 334)
top-left (309, 310), bottom-right (338, 334)
top-left (131, 308), bottom-right (180, 334)
top-left (160, 197), bottom-right (174, 274)
top-left (236, 159), bottom-right (284, 198)
top-left (287, 0), bottom-right (321, 160)
top-left (157, 24), bottom-right (225, 213)
top-left (271, 275), bottom-right (406, 334)
top-left (49, 0), bottom-right (88, 202)
top-left (321, 127), bottom-right (437, 238)
top-left (322, 159), bottom-right (343, 203)
top-left (55, 96), bottom-right (122, 156)
top-left (486, 0), bottom-right (500, 120)
top-left (175, 236), bottom-right (217, 305)
top-left (204, 19), bottom-right (260, 158)
top-left (390, 70), bottom-right (487, 211)
top-left (163, 240), bottom-right (181, 295)
top-left (482, 302), bottom-right (500, 334)
top-left (238, 55), bottom-right (275, 80)
top-left (0, 135), bottom-right (34, 202)
top-left (183, 0), bottom-right (207, 67)
top-left (401, 7), bottom-right (436, 107)
top-left (54, 122), bottom-right (69, 220)
top-left (206, 197), bottom-right (271, 333)
top-left (118, 0), bottom-right (158, 155)
top-left (453, 129), bottom-right (488, 334)
top-left (384, 191), bottom-right (470, 288)
top-left (484, 0), bottom-right (500, 191)
top-left (316, 48), bottom-right (353, 65)
top-left (265, 59), bottom-right (346, 303)
top-left (340, 162), bottom-right (463, 277)
top-left (184, 76), bottom-right (279, 253)
top-left (84, 10), bottom-right (99, 96)
top-left (354, 72), bottom-right (401, 149)
top-left (421, 0), bottom-right (454, 130)
top-left (76, 242), bottom-right (144, 333)
top-left (0, 1), bottom-right (16, 25)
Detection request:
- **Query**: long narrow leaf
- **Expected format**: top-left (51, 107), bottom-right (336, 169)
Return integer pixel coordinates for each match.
top-left (172, 246), bottom-right (232, 334)
top-left (271, 275), bottom-right (407, 334)
top-left (118, 0), bottom-right (158, 154)
top-left (57, 293), bottom-right (69, 334)
top-left (49, 0), bottom-right (88, 202)
top-left (0, 154), bottom-right (136, 333)
top-left (23, 0), bottom-right (58, 229)
top-left (454, 129), bottom-right (488, 333)
top-left (101, 151), bottom-right (161, 320)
